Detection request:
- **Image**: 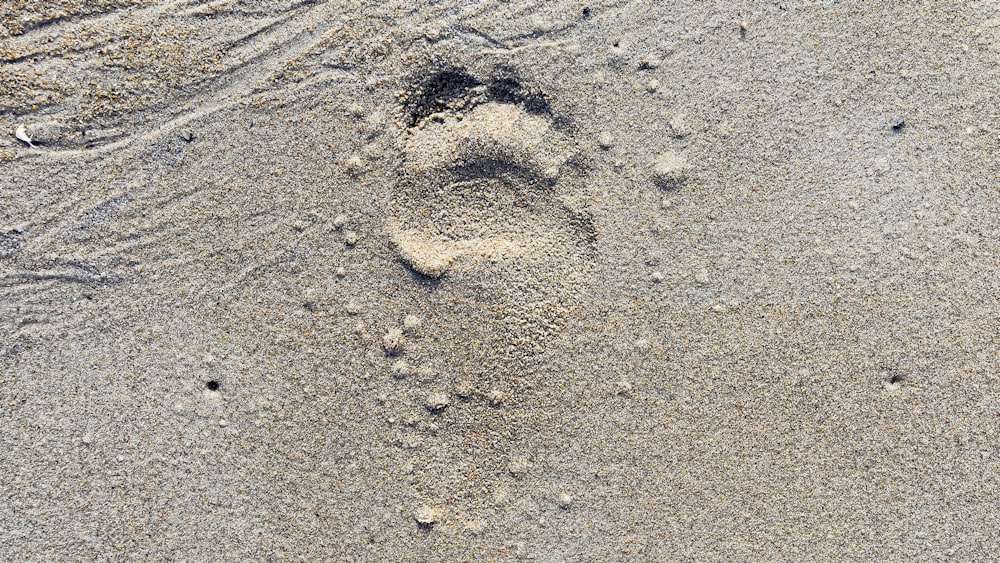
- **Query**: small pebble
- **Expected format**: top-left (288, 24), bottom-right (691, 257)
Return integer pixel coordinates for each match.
top-left (332, 214), bottom-right (347, 229)
top-left (645, 79), bottom-right (660, 93)
top-left (557, 492), bottom-right (573, 509)
top-left (597, 131), bottom-right (615, 150)
top-left (335, 266), bottom-right (347, 277)
top-left (891, 116), bottom-right (905, 131)
top-left (382, 328), bottom-right (405, 355)
top-left (651, 271), bottom-right (664, 283)
top-left (425, 392), bottom-right (450, 413)
top-left (219, 419), bottom-right (228, 427)
top-left (344, 230), bottom-right (359, 246)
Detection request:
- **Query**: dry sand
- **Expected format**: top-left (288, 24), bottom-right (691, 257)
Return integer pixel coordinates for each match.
top-left (2, 0), bottom-right (999, 559)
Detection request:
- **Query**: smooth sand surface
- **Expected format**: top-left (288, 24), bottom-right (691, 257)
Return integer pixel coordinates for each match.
top-left (2, 1), bottom-right (999, 559)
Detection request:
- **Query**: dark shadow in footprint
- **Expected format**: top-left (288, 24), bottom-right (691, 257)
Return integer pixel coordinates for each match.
top-left (403, 65), bottom-right (553, 127)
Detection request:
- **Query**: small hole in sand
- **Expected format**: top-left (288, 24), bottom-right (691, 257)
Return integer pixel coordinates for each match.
top-left (206, 380), bottom-right (220, 391)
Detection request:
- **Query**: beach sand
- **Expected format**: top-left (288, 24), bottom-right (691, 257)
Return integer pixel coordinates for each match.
top-left (2, 1), bottom-right (999, 559)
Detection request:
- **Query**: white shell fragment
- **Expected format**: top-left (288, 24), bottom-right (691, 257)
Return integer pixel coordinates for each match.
top-left (15, 124), bottom-right (35, 147)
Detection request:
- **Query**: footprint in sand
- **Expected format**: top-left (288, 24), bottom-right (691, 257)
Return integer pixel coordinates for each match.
top-left (387, 69), bottom-right (596, 347)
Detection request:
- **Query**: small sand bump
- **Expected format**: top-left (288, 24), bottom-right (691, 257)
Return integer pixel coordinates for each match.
top-left (638, 54), bottom-right (661, 69)
top-left (454, 381), bottom-right (473, 400)
top-left (345, 153), bottom-right (364, 175)
top-left (344, 230), bottom-right (359, 246)
top-left (669, 113), bottom-right (688, 138)
top-left (487, 389), bottom-right (505, 407)
top-left (651, 271), bottom-right (664, 283)
top-left (597, 131), bottom-right (615, 150)
top-left (335, 266), bottom-right (347, 278)
top-left (415, 505), bottom-right (439, 528)
top-left (884, 371), bottom-right (906, 391)
top-left (615, 380), bottom-right (634, 396)
top-left (509, 456), bottom-right (529, 477)
top-left (425, 392), bottom-right (449, 413)
top-left (402, 314), bottom-right (422, 335)
top-left (415, 365), bottom-right (437, 380)
top-left (354, 322), bottom-right (370, 340)
top-left (652, 150), bottom-right (687, 188)
top-left (645, 79), bottom-right (660, 93)
top-left (332, 214), bottom-right (347, 229)
top-left (382, 328), bottom-right (405, 356)
top-left (391, 359), bottom-right (411, 379)
top-left (345, 299), bottom-right (360, 315)
top-left (542, 164), bottom-right (562, 181)
top-left (463, 520), bottom-right (485, 535)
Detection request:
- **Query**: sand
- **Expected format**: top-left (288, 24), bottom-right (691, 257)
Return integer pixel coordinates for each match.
top-left (2, 0), bottom-right (999, 559)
